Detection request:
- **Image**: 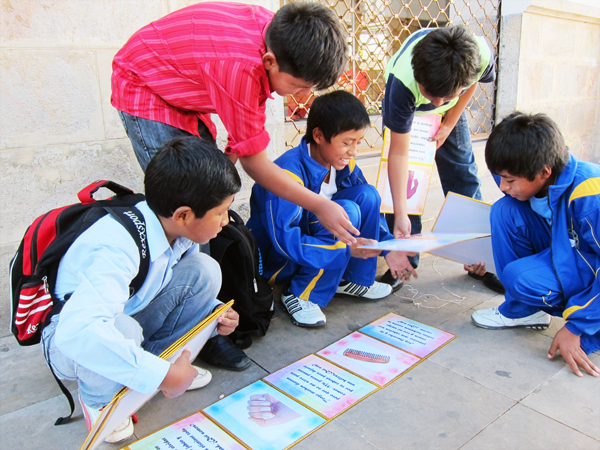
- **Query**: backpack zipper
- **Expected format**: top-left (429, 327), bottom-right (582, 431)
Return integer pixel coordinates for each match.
top-left (227, 225), bottom-right (258, 293)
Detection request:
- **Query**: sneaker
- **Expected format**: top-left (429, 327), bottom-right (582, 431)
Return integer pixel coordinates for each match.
top-left (187, 366), bottom-right (212, 390)
top-left (378, 269), bottom-right (404, 292)
top-left (336, 280), bottom-right (392, 300)
top-left (79, 395), bottom-right (134, 444)
top-left (471, 307), bottom-right (551, 330)
top-left (281, 291), bottom-right (326, 328)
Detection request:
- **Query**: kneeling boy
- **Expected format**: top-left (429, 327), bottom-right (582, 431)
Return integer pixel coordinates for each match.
top-left (41, 138), bottom-right (242, 442)
top-left (248, 91), bottom-right (413, 328)
top-left (471, 112), bottom-right (600, 378)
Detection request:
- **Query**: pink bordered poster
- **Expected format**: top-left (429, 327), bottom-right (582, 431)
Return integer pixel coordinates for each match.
top-left (317, 331), bottom-right (420, 387)
top-left (264, 354), bottom-right (377, 419)
top-left (376, 114), bottom-right (441, 215)
top-left (123, 412), bottom-right (244, 450)
top-left (360, 313), bottom-right (455, 358)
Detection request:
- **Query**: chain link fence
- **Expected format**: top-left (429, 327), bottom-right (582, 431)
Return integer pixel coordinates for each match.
top-left (284, 0), bottom-right (500, 151)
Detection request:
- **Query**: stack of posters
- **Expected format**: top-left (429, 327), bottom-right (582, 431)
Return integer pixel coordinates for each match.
top-left (80, 301), bottom-right (235, 450)
top-left (121, 313), bottom-right (455, 450)
top-left (376, 115), bottom-right (442, 215)
top-left (359, 192), bottom-right (496, 273)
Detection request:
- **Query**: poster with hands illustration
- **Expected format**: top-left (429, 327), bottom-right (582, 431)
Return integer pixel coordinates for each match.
top-left (376, 115), bottom-right (441, 215)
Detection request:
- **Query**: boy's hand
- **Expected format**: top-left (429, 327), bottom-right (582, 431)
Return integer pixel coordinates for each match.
top-left (430, 124), bottom-right (452, 149)
top-left (315, 200), bottom-right (359, 245)
top-left (385, 250), bottom-right (418, 282)
top-left (393, 213), bottom-right (411, 238)
top-left (159, 350), bottom-right (198, 399)
top-left (216, 308), bottom-right (239, 336)
top-left (464, 262), bottom-right (486, 277)
top-left (350, 238), bottom-right (382, 259)
top-left (548, 326), bottom-right (600, 378)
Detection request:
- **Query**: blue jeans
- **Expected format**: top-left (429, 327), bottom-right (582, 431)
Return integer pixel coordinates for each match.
top-left (118, 111), bottom-right (215, 172)
top-left (385, 111), bottom-right (481, 267)
top-left (119, 111), bottom-right (213, 254)
top-left (42, 252), bottom-right (222, 408)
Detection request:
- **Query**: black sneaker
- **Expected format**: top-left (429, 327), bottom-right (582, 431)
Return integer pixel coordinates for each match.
top-left (467, 271), bottom-right (505, 294)
top-left (378, 269), bottom-right (404, 292)
top-left (198, 335), bottom-right (251, 371)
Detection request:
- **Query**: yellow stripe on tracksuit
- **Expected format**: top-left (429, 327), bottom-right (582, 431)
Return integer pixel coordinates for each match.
top-left (283, 170), bottom-right (304, 186)
top-left (568, 177), bottom-right (600, 205)
top-left (563, 294), bottom-right (598, 320)
top-left (299, 269), bottom-right (324, 301)
top-left (302, 241), bottom-right (347, 250)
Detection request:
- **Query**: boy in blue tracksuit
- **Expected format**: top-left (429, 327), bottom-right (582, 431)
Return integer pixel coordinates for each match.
top-left (248, 91), bottom-right (412, 328)
top-left (471, 112), bottom-right (600, 378)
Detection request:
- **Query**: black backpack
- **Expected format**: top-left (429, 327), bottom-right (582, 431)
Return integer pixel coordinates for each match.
top-left (210, 210), bottom-right (274, 348)
top-left (9, 180), bottom-right (150, 424)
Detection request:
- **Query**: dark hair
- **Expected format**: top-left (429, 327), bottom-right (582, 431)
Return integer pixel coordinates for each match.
top-left (145, 137), bottom-right (241, 218)
top-left (305, 90), bottom-right (370, 144)
top-left (485, 112), bottom-right (569, 181)
top-left (412, 26), bottom-right (481, 98)
top-left (266, 2), bottom-right (347, 90)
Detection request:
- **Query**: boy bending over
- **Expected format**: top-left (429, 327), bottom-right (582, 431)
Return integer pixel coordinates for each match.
top-left (471, 112), bottom-right (600, 378)
top-left (248, 91), bottom-right (412, 328)
top-left (41, 138), bottom-right (242, 443)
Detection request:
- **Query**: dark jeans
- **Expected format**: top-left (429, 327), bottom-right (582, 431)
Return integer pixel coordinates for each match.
top-left (385, 111), bottom-right (482, 267)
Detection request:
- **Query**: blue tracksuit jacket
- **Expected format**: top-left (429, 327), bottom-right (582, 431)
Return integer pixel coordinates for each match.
top-left (247, 137), bottom-right (393, 306)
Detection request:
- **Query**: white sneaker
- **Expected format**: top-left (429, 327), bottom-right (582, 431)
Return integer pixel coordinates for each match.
top-left (79, 394), bottom-right (134, 443)
top-left (281, 291), bottom-right (326, 327)
top-left (472, 307), bottom-right (551, 330)
top-left (336, 280), bottom-right (392, 300)
top-left (187, 366), bottom-right (212, 390)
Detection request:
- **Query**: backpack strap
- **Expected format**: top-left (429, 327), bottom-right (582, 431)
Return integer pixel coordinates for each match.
top-left (104, 205), bottom-right (150, 296)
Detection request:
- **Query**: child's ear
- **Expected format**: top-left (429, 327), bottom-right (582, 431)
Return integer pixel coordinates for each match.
top-left (540, 166), bottom-right (553, 180)
top-left (262, 51), bottom-right (277, 71)
top-left (312, 127), bottom-right (325, 144)
top-left (171, 206), bottom-right (195, 227)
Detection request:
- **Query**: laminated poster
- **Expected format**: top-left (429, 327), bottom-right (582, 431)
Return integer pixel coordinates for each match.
top-left (203, 380), bottom-right (326, 450)
top-left (360, 313), bottom-right (455, 358)
top-left (264, 354), bottom-right (377, 418)
top-left (123, 412), bottom-right (245, 450)
top-left (122, 313), bottom-right (455, 450)
top-left (376, 114), bottom-right (442, 215)
top-left (317, 332), bottom-right (420, 387)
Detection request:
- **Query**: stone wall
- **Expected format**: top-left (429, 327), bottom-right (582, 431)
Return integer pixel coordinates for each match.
top-left (496, 0), bottom-right (600, 162)
top-left (0, 0), bottom-right (284, 336)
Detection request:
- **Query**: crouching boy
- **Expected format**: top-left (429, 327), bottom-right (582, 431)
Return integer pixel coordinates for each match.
top-left (471, 112), bottom-right (600, 378)
top-left (41, 137), bottom-right (242, 443)
top-left (247, 91), bottom-right (414, 328)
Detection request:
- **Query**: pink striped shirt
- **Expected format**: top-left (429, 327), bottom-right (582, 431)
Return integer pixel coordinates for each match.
top-left (111, 2), bottom-right (275, 157)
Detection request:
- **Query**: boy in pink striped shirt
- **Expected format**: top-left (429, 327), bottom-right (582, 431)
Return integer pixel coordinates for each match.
top-left (112, 2), bottom-right (352, 371)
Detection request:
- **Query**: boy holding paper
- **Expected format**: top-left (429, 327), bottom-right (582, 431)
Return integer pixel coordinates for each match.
top-left (472, 112), bottom-right (600, 378)
top-left (382, 25), bottom-right (500, 291)
top-left (247, 91), bottom-right (411, 328)
top-left (41, 138), bottom-right (242, 443)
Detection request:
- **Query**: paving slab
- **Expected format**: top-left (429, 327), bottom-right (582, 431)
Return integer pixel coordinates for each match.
top-left (0, 335), bottom-right (77, 416)
top-left (460, 403), bottom-right (600, 450)
top-left (520, 352), bottom-right (600, 441)
top-left (334, 360), bottom-right (515, 450)
top-left (429, 305), bottom-right (565, 401)
top-left (293, 418), bottom-right (378, 450)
